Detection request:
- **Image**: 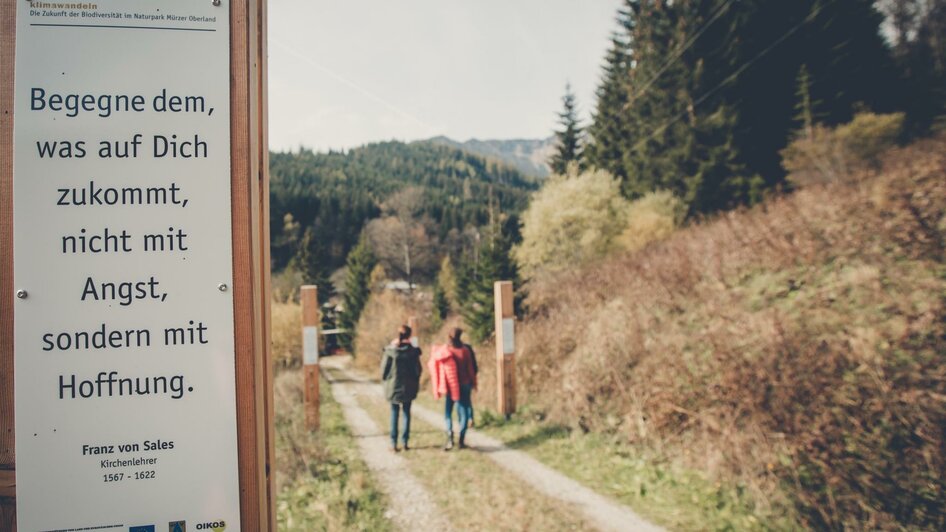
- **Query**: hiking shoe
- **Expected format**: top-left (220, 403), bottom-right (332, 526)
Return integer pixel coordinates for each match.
top-left (391, 445), bottom-right (400, 453)
top-left (402, 442), bottom-right (410, 452)
top-left (443, 435), bottom-right (454, 451)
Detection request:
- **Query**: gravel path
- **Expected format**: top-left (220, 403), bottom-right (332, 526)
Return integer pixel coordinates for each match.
top-left (322, 357), bottom-right (452, 532)
top-left (322, 355), bottom-right (662, 532)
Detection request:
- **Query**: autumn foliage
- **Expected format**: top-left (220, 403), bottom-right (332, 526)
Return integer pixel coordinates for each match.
top-left (514, 135), bottom-right (946, 529)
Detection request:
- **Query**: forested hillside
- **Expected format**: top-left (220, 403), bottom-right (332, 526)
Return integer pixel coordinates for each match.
top-left (427, 136), bottom-right (555, 179)
top-left (269, 141), bottom-right (536, 276)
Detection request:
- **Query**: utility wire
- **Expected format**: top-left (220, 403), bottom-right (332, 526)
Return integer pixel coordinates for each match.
top-left (626, 0), bottom-right (737, 106)
top-left (629, 0), bottom-right (832, 154)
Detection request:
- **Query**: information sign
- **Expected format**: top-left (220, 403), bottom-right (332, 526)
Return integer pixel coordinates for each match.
top-left (13, 2), bottom-right (240, 529)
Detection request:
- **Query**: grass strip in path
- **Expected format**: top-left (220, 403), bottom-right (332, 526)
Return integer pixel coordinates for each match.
top-left (324, 355), bottom-right (659, 532)
top-left (323, 365), bottom-right (453, 531)
top-left (274, 370), bottom-right (392, 531)
top-left (441, 399), bottom-right (795, 531)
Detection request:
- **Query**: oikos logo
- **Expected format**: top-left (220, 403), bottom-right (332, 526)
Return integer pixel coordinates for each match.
top-left (195, 521), bottom-right (226, 532)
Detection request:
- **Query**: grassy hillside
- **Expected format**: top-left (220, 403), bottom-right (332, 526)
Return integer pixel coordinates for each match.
top-left (511, 136), bottom-right (946, 529)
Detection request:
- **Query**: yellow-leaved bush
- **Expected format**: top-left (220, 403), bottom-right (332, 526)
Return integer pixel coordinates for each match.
top-left (515, 167), bottom-right (684, 277)
top-left (617, 191), bottom-right (686, 253)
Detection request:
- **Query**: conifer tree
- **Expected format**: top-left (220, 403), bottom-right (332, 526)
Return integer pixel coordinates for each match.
top-left (437, 255), bottom-right (458, 308)
top-left (585, 0), bottom-right (895, 212)
top-left (793, 64), bottom-right (818, 139)
top-left (585, 33), bottom-right (633, 177)
top-left (456, 222), bottom-right (519, 342)
top-left (431, 279), bottom-right (449, 329)
top-left (549, 84), bottom-right (584, 175)
top-left (292, 227), bottom-right (332, 305)
top-left (338, 233), bottom-right (376, 349)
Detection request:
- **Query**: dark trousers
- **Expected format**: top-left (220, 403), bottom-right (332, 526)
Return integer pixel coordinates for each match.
top-left (390, 401), bottom-right (412, 445)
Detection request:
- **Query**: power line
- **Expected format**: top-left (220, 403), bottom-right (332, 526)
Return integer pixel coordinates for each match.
top-left (626, 0), bottom-right (737, 106)
top-left (629, 0), bottom-right (833, 154)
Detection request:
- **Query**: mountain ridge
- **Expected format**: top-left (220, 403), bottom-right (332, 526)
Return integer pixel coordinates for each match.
top-left (424, 135), bottom-right (555, 179)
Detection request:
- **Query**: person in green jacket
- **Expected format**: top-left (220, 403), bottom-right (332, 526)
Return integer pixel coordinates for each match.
top-left (381, 324), bottom-right (422, 452)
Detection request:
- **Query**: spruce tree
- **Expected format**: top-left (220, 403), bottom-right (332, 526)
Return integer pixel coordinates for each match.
top-left (292, 227), bottom-right (332, 305)
top-left (431, 279), bottom-right (449, 330)
top-left (437, 255), bottom-right (458, 309)
top-left (456, 223), bottom-right (519, 343)
top-left (586, 0), bottom-right (897, 212)
top-left (793, 64), bottom-right (818, 139)
top-left (549, 84), bottom-right (584, 175)
top-left (586, 33), bottom-right (633, 177)
top-left (338, 233), bottom-right (376, 349)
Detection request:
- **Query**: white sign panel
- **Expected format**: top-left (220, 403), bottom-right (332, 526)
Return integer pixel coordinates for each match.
top-left (13, 2), bottom-right (240, 530)
top-left (303, 326), bottom-right (319, 365)
top-left (502, 318), bottom-right (515, 355)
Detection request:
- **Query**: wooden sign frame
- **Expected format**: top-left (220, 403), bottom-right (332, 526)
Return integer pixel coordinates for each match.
top-left (0, 1), bottom-right (276, 529)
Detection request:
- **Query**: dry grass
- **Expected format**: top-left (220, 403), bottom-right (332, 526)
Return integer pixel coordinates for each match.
top-left (272, 300), bottom-right (302, 369)
top-left (512, 135), bottom-right (946, 530)
top-left (273, 369), bottom-right (391, 530)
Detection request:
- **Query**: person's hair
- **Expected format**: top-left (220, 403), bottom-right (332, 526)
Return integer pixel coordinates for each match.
top-left (448, 327), bottom-right (463, 347)
top-left (398, 325), bottom-right (412, 341)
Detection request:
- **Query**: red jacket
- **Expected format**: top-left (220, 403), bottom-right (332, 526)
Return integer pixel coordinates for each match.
top-left (428, 344), bottom-right (476, 401)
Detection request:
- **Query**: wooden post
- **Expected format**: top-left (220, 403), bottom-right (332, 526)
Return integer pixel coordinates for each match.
top-left (301, 285), bottom-right (320, 431)
top-left (232, 0), bottom-right (276, 529)
top-left (494, 281), bottom-right (516, 416)
top-left (408, 315), bottom-right (419, 346)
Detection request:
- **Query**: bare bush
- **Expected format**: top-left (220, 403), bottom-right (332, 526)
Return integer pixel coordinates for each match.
top-left (781, 112), bottom-right (905, 186)
top-left (353, 289), bottom-right (433, 374)
top-left (272, 300), bottom-right (302, 368)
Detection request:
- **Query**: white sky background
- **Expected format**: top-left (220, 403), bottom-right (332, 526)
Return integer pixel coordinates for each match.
top-left (268, 0), bottom-right (623, 152)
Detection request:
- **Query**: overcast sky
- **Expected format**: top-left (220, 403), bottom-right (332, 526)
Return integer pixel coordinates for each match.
top-left (268, 0), bottom-right (623, 152)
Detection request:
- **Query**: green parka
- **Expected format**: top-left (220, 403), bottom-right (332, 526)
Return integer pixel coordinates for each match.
top-left (381, 341), bottom-right (422, 403)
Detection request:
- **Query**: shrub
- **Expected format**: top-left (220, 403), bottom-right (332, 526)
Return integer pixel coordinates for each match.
top-left (515, 168), bottom-right (629, 277)
top-left (616, 190), bottom-right (685, 252)
top-left (271, 300), bottom-right (302, 368)
top-left (781, 112), bottom-right (905, 186)
top-left (271, 266), bottom-right (305, 303)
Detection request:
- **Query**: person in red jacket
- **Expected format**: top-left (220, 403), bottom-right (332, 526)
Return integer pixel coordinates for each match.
top-left (429, 327), bottom-right (477, 450)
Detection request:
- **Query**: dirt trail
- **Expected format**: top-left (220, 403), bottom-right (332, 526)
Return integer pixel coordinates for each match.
top-left (321, 355), bottom-right (663, 532)
top-left (322, 359), bottom-right (452, 532)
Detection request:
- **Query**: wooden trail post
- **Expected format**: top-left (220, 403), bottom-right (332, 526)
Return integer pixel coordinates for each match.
top-left (408, 315), bottom-right (419, 346)
top-left (301, 285), bottom-right (320, 431)
top-left (494, 281), bottom-right (517, 416)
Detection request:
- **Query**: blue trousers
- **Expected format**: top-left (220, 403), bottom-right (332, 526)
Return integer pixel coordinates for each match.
top-left (444, 384), bottom-right (473, 440)
top-left (390, 401), bottom-right (412, 445)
